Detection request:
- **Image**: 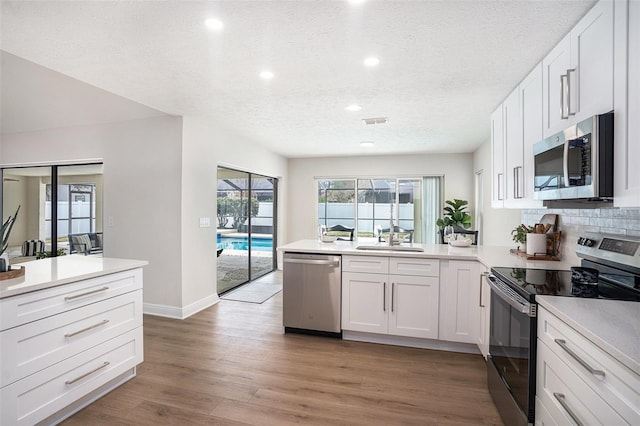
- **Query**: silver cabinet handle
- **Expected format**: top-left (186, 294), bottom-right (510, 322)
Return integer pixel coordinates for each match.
top-left (567, 68), bottom-right (576, 116)
top-left (553, 392), bottom-right (583, 426)
top-left (479, 272), bottom-right (489, 307)
top-left (554, 339), bottom-right (605, 377)
top-left (513, 166), bottom-right (523, 199)
top-left (391, 283), bottom-right (395, 313)
top-left (65, 286), bottom-right (109, 301)
top-left (65, 362), bottom-right (110, 385)
top-left (560, 73), bottom-right (569, 119)
top-left (65, 319), bottom-right (110, 338)
top-left (497, 173), bottom-right (504, 200)
top-left (383, 282), bottom-right (386, 312)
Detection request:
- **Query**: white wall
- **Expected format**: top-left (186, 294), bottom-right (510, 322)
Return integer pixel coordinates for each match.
top-left (286, 153), bottom-right (474, 244)
top-left (1, 115), bottom-right (184, 309)
top-left (473, 138), bottom-right (521, 246)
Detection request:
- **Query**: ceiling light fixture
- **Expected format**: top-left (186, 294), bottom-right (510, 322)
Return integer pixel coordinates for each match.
top-left (364, 57), bottom-right (380, 67)
top-left (204, 18), bottom-right (224, 31)
top-left (260, 70), bottom-right (274, 80)
top-left (360, 141), bottom-right (375, 147)
top-left (345, 104), bottom-right (362, 111)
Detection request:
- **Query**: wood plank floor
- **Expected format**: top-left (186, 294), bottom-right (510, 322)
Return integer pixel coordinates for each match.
top-left (63, 272), bottom-right (503, 425)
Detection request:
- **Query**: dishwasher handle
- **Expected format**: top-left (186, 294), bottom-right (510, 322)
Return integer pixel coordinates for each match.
top-left (284, 258), bottom-right (340, 267)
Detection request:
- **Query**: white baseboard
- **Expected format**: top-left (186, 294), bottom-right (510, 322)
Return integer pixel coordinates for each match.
top-left (143, 294), bottom-right (219, 319)
top-left (342, 331), bottom-right (481, 354)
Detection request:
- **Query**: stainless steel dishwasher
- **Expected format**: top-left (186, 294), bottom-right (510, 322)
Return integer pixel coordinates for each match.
top-left (283, 252), bottom-right (342, 337)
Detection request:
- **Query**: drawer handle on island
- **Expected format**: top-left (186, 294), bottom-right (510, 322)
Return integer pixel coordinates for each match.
top-left (65, 319), bottom-right (110, 338)
top-left (65, 286), bottom-right (110, 301)
top-left (65, 361), bottom-right (110, 385)
top-left (553, 392), bottom-right (583, 426)
top-left (383, 283), bottom-right (386, 311)
top-left (554, 339), bottom-right (605, 377)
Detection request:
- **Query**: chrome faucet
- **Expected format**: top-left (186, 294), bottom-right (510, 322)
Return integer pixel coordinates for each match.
top-left (388, 205), bottom-right (397, 246)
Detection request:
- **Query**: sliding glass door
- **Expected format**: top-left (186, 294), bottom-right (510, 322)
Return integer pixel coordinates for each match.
top-left (216, 167), bottom-right (277, 294)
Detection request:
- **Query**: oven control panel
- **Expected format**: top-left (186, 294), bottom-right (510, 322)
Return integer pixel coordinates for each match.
top-left (599, 238), bottom-right (640, 256)
top-left (577, 232), bottom-right (640, 270)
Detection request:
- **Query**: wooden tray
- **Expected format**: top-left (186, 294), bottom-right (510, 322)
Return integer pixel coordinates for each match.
top-left (0, 266), bottom-right (25, 281)
top-left (510, 249), bottom-right (561, 261)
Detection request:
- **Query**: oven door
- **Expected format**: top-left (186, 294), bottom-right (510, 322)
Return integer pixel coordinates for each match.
top-left (486, 274), bottom-right (537, 426)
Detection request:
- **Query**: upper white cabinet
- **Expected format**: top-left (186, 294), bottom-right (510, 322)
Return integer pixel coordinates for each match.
top-left (542, 0), bottom-right (614, 138)
top-left (503, 87), bottom-right (522, 206)
top-left (614, 0), bottom-right (640, 207)
top-left (490, 104), bottom-right (505, 208)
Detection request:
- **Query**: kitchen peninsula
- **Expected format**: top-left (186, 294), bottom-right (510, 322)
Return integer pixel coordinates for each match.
top-left (0, 256), bottom-right (147, 426)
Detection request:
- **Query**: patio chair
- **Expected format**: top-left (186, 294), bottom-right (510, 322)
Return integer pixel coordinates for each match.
top-left (326, 225), bottom-right (354, 241)
top-left (439, 226), bottom-right (479, 245)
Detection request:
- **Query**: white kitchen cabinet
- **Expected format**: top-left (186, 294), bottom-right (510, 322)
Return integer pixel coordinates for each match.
top-left (542, 0), bottom-right (614, 138)
top-left (503, 87), bottom-right (521, 207)
top-left (476, 265), bottom-right (490, 360)
top-left (614, 0), bottom-right (640, 207)
top-left (491, 104), bottom-right (505, 208)
top-left (0, 267), bottom-right (144, 426)
top-left (536, 306), bottom-right (640, 425)
top-left (439, 260), bottom-right (481, 344)
top-left (341, 256), bottom-right (439, 339)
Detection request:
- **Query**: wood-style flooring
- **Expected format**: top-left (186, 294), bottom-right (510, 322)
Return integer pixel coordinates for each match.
top-left (63, 272), bottom-right (503, 425)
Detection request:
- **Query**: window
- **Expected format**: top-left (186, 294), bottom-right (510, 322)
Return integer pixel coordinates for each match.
top-left (317, 176), bottom-right (442, 243)
top-left (45, 184), bottom-right (96, 238)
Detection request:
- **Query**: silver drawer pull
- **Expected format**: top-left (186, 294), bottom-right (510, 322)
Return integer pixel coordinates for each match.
top-left (65, 361), bottom-right (110, 385)
top-left (554, 339), bottom-right (605, 377)
top-left (65, 319), bottom-right (110, 338)
top-left (553, 392), bottom-right (583, 426)
top-left (65, 286), bottom-right (109, 301)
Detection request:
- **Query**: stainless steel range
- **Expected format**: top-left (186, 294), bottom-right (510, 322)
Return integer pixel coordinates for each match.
top-left (486, 232), bottom-right (640, 426)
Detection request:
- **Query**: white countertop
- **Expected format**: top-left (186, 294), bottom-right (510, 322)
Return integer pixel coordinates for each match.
top-left (537, 296), bottom-right (640, 376)
top-left (0, 256), bottom-right (148, 299)
top-left (278, 239), bottom-right (579, 270)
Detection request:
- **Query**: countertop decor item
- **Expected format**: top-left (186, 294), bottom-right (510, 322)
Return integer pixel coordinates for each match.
top-left (436, 199), bottom-right (472, 230)
top-left (1, 205), bottom-right (21, 273)
top-left (0, 265), bottom-right (25, 281)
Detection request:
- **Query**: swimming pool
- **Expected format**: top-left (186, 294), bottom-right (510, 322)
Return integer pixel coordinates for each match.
top-left (217, 236), bottom-right (273, 252)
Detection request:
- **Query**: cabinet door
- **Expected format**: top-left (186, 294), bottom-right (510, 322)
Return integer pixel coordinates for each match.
top-left (439, 261), bottom-right (481, 344)
top-left (614, 0), bottom-right (640, 207)
top-left (542, 34), bottom-right (571, 138)
top-left (570, 0), bottom-right (613, 121)
top-left (503, 87), bottom-right (522, 207)
top-left (388, 275), bottom-right (439, 339)
top-left (519, 64), bottom-right (544, 208)
top-left (490, 104), bottom-right (505, 208)
top-left (477, 267), bottom-right (490, 359)
top-left (341, 272), bottom-right (387, 334)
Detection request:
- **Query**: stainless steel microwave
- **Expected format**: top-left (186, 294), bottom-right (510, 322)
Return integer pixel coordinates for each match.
top-left (533, 112), bottom-right (614, 201)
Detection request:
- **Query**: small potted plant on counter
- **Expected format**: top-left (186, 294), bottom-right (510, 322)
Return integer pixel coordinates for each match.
top-left (1, 205), bottom-right (21, 273)
top-left (436, 199), bottom-right (472, 242)
top-left (511, 224), bottom-right (533, 252)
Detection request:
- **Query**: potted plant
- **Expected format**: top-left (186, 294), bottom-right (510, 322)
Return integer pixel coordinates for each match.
top-left (436, 199), bottom-right (472, 229)
top-left (1, 205), bottom-right (21, 272)
top-left (511, 224), bottom-right (533, 252)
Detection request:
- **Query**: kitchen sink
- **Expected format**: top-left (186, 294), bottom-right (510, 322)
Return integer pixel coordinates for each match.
top-left (355, 245), bottom-right (424, 252)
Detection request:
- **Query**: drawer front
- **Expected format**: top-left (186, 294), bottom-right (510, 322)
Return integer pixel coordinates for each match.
top-left (1, 268), bottom-right (143, 330)
top-left (0, 327), bottom-right (142, 426)
top-left (538, 307), bottom-right (640, 422)
top-left (389, 258), bottom-right (439, 277)
top-left (1, 290), bottom-right (142, 387)
top-left (537, 339), bottom-right (627, 425)
top-left (342, 255), bottom-right (389, 274)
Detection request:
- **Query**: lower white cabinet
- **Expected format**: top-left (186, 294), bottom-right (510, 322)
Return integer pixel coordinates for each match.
top-left (476, 265), bottom-right (490, 359)
top-left (536, 306), bottom-right (640, 425)
top-left (439, 260), bottom-right (482, 344)
top-left (0, 267), bottom-right (144, 425)
top-left (342, 256), bottom-right (439, 339)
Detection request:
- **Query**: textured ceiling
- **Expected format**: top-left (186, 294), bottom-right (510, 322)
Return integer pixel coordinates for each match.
top-left (0, 0), bottom-right (596, 158)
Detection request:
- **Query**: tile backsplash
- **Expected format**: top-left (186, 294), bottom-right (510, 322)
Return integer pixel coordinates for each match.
top-left (521, 207), bottom-right (640, 265)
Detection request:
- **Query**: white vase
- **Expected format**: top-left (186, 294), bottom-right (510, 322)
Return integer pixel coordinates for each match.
top-left (527, 233), bottom-right (547, 256)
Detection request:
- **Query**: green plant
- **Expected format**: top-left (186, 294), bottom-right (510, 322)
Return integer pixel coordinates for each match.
top-left (1, 205), bottom-right (21, 256)
top-left (36, 249), bottom-right (67, 260)
top-left (436, 199), bottom-right (472, 229)
top-left (511, 224), bottom-right (534, 245)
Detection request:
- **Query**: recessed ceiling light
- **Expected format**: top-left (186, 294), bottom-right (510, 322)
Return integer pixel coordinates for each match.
top-left (360, 141), bottom-right (375, 147)
top-left (345, 104), bottom-right (362, 111)
top-left (260, 70), bottom-right (274, 80)
top-left (364, 57), bottom-right (380, 67)
top-left (204, 18), bottom-right (224, 31)
top-left (348, 0), bottom-right (366, 5)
